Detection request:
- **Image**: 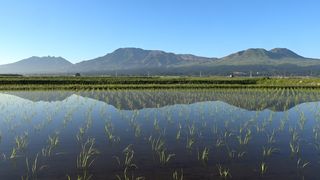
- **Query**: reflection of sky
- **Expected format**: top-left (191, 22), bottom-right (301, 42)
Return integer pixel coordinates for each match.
top-left (1, 92), bottom-right (320, 179)
top-left (1, 92), bottom-right (319, 126)
top-left (1, 92), bottom-right (320, 150)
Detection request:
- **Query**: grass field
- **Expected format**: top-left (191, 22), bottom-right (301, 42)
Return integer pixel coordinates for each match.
top-left (1, 76), bottom-right (320, 90)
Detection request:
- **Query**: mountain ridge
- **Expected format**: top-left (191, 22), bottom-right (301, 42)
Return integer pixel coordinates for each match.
top-left (1, 47), bottom-right (320, 75)
top-left (0, 56), bottom-right (72, 74)
top-left (73, 48), bottom-right (216, 72)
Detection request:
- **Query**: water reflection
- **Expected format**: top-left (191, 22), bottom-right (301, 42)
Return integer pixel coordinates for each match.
top-left (0, 89), bottom-right (320, 179)
top-left (4, 89), bottom-right (320, 111)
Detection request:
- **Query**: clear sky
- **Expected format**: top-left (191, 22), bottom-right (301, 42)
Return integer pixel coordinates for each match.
top-left (0, 0), bottom-right (319, 64)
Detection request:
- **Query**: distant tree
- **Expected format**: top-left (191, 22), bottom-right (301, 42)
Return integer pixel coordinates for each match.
top-left (75, 73), bottom-right (81, 77)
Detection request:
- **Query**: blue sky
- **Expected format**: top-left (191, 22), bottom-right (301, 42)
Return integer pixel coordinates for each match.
top-left (0, 0), bottom-right (319, 64)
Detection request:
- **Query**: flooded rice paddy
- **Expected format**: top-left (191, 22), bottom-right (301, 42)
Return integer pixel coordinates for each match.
top-left (1, 89), bottom-right (320, 179)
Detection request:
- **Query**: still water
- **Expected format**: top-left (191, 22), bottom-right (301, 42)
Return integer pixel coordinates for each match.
top-left (0, 89), bottom-right (320, 180)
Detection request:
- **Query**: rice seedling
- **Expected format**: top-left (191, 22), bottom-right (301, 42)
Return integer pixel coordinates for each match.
top-left (290, 128), bottom-right (300, 143)
top-left (217, 164), bottom-right (232, 179)
top-left (226, 149), bottom-right (237, 160)
top-left (289, 141), bottom-right (300, 157)
top-left (148, 136), bottom-right (174, 164)
top-left (15, 132), bottom-right (29, 152)
top-left (197, 147), bottom-right (209, 165)
top-left (77, 138), bottom-right (99, 169)
top-left (153, 118), bottom-right (160, 132)
top-left (172, 169), bottom-right (184, 180)
top-left (266, 130), bottom-right (276, 144)
top-left (115, 167), bottom-right (145, 180)
top-left (187, 123), bottom-right (196, 137)
top-left (67, 170), bottom-right (92, 180)
top-left (76, 127), bottom-right (86, 143)
top-left (176, 123), bottom-right (182, 141)
top-left (256, 119), bottom-right (267, 133)
top-left (23, 153), bottom-right (47, 180)
top-left (9, 147), bottom-right (19, 159)
top-left (149, 136), bottom-right (165, 152)
top-left (298, 111), bottom-right (307, 130)
top-left (262, 146), bottom-right (279, 158)
top-left (237, 128), bottom-right (252, 145)
top-left (267, 112), bottom-right (274, 124)
top-left (176, 128), bottom-right (181, 141)
top-left (289, 128), bottom-right (301, 157)
top-left (186, 137), bottom-right (195, 150)
top-left (224, 131), bottom-right (234, 140)
top-left (313, 127), bottom-right (320, 142)
top-left (296, 158), bottom-right (310, 170)
top-left (42, 133), bottom-right (60, 157)
top-left (215, 134), bottom-right (225, 148)
top-left (278, 119), bottom-right (286, 132)
top-left (123, 145), bottom-right (137, 168)
top-left (114, 145), bottom-right (144, 180)
top-left (114, 144), bottom-right (138, 169)
top-left (133, 123), bottom-right (142, 138)
top-left (158, 149), bottom-right (175, 165)
top-left (63, 111), bottom-right (74, 128)
top-left (104, 121), bottom-right (120, 144)
top-left (237, 150), bottom-right (247, 159)
top-left (260, 162), bottom-right (268, 176)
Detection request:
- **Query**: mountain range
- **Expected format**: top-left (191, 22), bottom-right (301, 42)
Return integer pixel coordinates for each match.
top-left (1, 47), bottom-right (320, 76)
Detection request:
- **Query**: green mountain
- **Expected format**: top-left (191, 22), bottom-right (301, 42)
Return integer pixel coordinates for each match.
top-left (73, 48), bottom-right (215, 72)
top-left (1, 47), bottom-right (320, 76)
top-left (216, 48), bottom-right (320, 66)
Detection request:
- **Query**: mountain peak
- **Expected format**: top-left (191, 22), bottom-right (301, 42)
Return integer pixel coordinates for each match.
top-left (112, 48), bottom-right (169, 57)
top-left (269, 48), bottom-right (303, 58)
top-left (223, 48), bottom-right (305, 61)
top-left (224, 48), bottom-right (269, 59)
top-left (0, 56), bottom-right (72, 74)
top-left (243, 48), bottom-right (269, 55)
top-left (113, 47), bottom-right (145, 53)
top-left (16, 56), bottom-right (70, 64)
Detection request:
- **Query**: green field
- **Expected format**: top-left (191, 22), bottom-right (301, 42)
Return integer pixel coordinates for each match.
top-left (1, 76), bottom-right (320, 90)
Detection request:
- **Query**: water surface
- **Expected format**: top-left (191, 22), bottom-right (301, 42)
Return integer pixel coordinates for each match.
top-left (1, 89), bottom-right (320, 179)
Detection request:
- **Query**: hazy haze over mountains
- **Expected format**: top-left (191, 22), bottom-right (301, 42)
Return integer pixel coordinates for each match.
top-left (0, 56), bottom-right (72, 74)
top-left (1, 47), bottom-right (320, 76)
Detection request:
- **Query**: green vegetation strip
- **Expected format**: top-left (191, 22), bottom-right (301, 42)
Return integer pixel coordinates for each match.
top-left (0, 76), bottom-right (320, 90)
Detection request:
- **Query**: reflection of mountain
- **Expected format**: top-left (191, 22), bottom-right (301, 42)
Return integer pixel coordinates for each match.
top-left (3, 90), bottom-right (320, 112)
top-left (4, 91), bottom-right (74, 102)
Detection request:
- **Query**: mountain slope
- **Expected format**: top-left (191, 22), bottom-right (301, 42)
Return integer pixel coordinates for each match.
top-left (0, 56), bottom-right (72, 74)
top-left (216, 48), bottom-right (320, 66)
top-left (73, 48), bottom-right (216, 72)
top-left (1, 47), bottom-right (320, 75)
top-left (269, 48), bottom-right (303, 59)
